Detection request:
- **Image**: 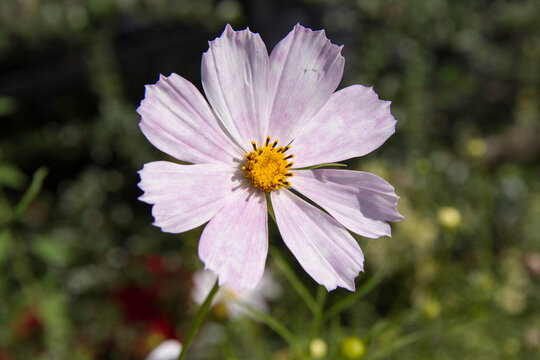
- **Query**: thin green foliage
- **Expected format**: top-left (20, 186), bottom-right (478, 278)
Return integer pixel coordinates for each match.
top-left (178, 279), bottom-right (220, 360)
top-left (4, 167), bottom-right (48, 228)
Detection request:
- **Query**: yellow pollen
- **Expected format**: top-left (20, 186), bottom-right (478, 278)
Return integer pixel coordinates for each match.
top-left (242, 136), bottom-right (295, 192)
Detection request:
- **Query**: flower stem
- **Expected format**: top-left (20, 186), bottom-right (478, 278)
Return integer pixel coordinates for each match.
top-left (270, 246), bottom-right (318, 314)
top-left (324, 265), bottom-right (389, 321)
top-left (241, 303), bottom-right (308, 359)
top-left (178, 279), bottom-right (220, 360)
top-left (310, 286), bottom-right (327, 338)
top-left (2, 167), bottom-right (48, 229)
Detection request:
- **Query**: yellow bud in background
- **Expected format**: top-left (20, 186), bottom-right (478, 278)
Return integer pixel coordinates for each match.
top-left (437, 206), bottom-right (462, 229)
top-left (340, 336), bottom-right (366, 359)
top-left (421, 298), bottom-right (441, 319)
top-left (309, 338), bottom-right (328, 359)
top-left (466, 138), bottom-right (487, 158)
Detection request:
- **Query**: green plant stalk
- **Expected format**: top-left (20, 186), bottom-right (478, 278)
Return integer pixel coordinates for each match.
top-left (270, 246), bottom-right (318, 315)
top-left (367, 330), bottom-right (427, 360)
top-left (3, 167), bottom-right (48, 229)
top-left (3, 167), bottom-right (69, 359)
top-left (3, 229), bottom-right (38, 302)
top-left (178, 279), bottom-right (220, 360)
top-left (3, 167), bottom-right (49, 300)
top-left (324, 265), bottom-right (389, 321)
top-left (310, 286), bottom-right (327, 339)
top-left (265, 192), bottom-right (276, 223)
top-left (241, 303), bottom-right (308, 360)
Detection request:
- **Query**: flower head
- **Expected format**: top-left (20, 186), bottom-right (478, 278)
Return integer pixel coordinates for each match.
top-left (138, 24), bottom-right (404, 291)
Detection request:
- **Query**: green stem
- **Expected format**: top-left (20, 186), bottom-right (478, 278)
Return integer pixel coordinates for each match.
top-left (270, 246), bottom-right (318, 314)
top-left (324, 265), bottom-right (389, 321)
top-left (310, 286), bottom-right (327, 338)
top-left (265, 192), bottom-right (276, 223)
top-left (3, 166), bottom-right (49, 302)
top-left (367, 330), bottom-right (427, 360)
top-left (2, 167), bottom-right (48, 229)
top-left (3, 167), bottom-right (67, 359)
top-left (241, 303), bottom-right (307, 359)
top-left (178, 279), bottom-right (220, 360)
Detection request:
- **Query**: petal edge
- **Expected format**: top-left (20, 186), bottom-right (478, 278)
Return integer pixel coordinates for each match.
top-left (138, 161), bottom-right (242, 233)
top-left (138, 73), bottom-right (242, 164)
top-left (267, 24), bottom-right (345, 143)
top-left (292, 85), bottom-right (396, 167)
top-left (271, 189), bottom-right (363, 291)
top-left (292, 169), bottom-right (404, 239)
top-left (201, 25), bottom-right (270, 147)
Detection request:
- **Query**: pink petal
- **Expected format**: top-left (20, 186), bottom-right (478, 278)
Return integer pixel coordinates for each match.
top-left (201, 24), bottom-right (270, 147)
top-left (138, 161), bottom-right (241, 233)
top-left (292, 169), bottom-right (404, 238)
top-left (199, 189), bottom-right (268, 291)
top-left (291, 85), bottom-right (396, 168)
top-left (138, 73), bottom-right (243, 165)
top-left (271, 189), bottom-right (363, 291)
top-left (267, 24), bottom-right (345, 143)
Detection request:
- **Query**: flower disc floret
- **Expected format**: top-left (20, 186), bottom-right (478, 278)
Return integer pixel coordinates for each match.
top-left (242, 136), bottom-right (294, 192)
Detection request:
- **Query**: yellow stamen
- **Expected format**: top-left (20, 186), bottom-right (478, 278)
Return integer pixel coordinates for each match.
top-left (243, 137), bottom-right (295, 192)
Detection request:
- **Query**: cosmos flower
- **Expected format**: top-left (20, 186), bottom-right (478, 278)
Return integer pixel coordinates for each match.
top-left (138, 24), bottom-right (404, 292)
top-left (191, 270), bottom-right (281, 319)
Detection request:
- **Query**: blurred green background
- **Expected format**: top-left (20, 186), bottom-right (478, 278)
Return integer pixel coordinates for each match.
top-left (1, 0), bottom-right (539, 359)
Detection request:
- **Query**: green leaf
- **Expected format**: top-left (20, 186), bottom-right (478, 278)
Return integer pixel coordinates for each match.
top-left (0, 162), bottom-right (27, 190)
top-left (32, 236), bottom-right (70, 266)
top-left (39, 291), bottom-right (72, 359)
top-left (9, 167), bottom-right (48, 226)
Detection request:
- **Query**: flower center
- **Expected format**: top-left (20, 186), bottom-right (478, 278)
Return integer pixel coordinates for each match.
top-left (242, 136), bottom-right (295, 192)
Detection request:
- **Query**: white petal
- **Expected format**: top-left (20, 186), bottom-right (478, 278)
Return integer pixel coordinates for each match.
top-left (146, 340), bottom-right (182, 360)
top-left (191, 270), bottom-right (222, 306)
top-left (201, 25), bottom-right (270, 147)
top-left (267, 24), bottom-right (345, 143)
top-left (138, 161), bottom-right (241, 233)
top-left (199, 189), bottom-right (268, 291)
top-left (292, 169), bottom-right (404, 238)
top-left (292, 85), bottom-right (396, 167)
top-left (138, 73), bottom-right (242, 164)
top-left (271, 189), bottom-right (363, 291)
